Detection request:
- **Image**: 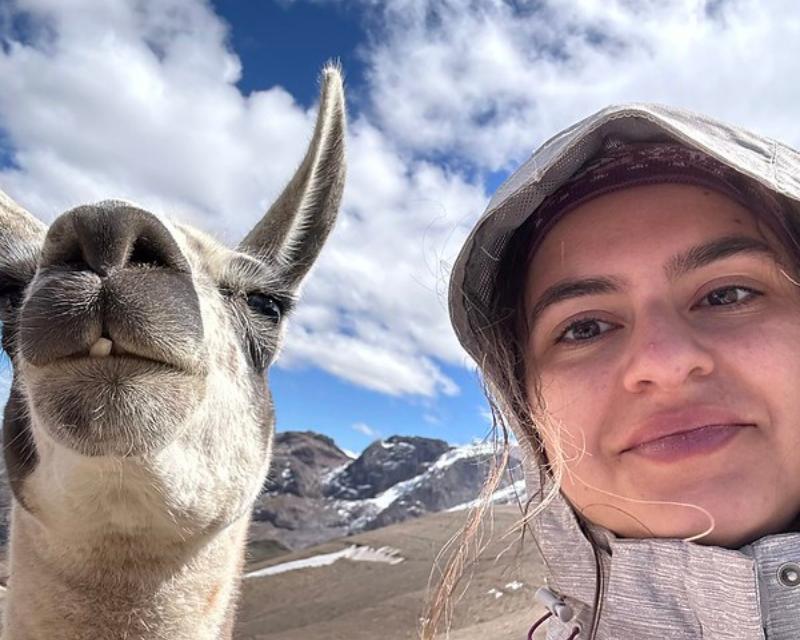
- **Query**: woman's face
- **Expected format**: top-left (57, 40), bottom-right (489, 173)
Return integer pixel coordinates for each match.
top-left (525, 182), bottom-right (800, 547)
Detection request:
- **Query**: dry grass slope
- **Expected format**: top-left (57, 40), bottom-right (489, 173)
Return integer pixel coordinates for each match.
top-left (235, 505), bottom-right (547, 640)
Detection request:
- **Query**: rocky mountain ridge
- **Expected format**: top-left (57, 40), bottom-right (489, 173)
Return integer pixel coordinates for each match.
top-left (249, 431), bottom-right (525, 550)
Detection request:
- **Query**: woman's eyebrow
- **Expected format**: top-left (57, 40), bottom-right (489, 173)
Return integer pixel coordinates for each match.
top-left (528, 235), bottom-right (777, 330)
top-left (664, 234), bottom-right (777, 281)
top-left (529, 276), bottom-right (624, 330)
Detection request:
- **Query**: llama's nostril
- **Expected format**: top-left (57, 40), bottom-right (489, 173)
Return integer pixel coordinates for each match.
top-left (128, 236), bottom-right (172, 270)
top-left (60, 244), bottom-right (90, 272)
top-left (40, 203), bottom-right (191, 276)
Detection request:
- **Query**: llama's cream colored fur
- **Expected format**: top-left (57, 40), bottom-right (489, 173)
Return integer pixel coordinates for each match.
top-left (0, 67), bottom-right (345, 639)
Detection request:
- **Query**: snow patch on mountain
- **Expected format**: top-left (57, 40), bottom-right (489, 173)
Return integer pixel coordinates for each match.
top-left (245, 545), bottom-right (404, 578)
top-left (431, 441), bottom-right (495, 470)
top-left (446, 479), bottom-right (527, 512)
top-left (347, 442), bottom-right (508, 530)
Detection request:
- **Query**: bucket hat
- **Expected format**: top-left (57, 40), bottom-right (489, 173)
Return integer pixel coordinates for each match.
top-left (448, 103), bottom-right (800, 362)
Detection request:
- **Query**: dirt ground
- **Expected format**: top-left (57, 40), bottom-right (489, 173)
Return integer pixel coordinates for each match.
top-left (235, 506), bottom-right (547, 640)
top-left (0, 507), bottom-right (547, 639)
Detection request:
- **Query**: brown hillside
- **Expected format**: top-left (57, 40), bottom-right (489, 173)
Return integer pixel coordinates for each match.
top-left (236, 505), bottom-right (547, 640)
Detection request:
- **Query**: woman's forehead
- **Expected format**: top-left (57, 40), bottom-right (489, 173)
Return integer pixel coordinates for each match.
top-left (526, 182), bottom-right (767, 295)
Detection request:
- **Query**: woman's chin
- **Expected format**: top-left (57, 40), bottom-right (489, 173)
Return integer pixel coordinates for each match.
top-left (573, 487), bottom-right (796, 548)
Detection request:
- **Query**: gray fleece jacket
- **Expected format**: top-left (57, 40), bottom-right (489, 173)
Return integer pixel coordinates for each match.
top-left (532, 471), bottom-right (800, 639)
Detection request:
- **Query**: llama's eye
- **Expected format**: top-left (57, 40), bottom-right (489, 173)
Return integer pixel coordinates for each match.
top-left (246, 292), bottom-right (282, 321)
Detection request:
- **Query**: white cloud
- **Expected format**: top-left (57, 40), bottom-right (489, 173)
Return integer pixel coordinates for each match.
top-left (0, 353), bottom-right (11, 408)
top-left (0, 0), bottom-right (486, 398)
top-left (279, 117), bottom-right (485, 396)
top-left (356, 0), bottom-right (800, 170)
top-left (0, 0), bottom-right (312, 231)
top-left (6, 0), bottom-right (799, 399)
top-left (352, 421), bottom-right (381, 438)
top-left (479, 405), bottom-right (494, 425)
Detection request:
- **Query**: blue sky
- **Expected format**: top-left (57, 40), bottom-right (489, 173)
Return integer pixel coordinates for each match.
top-left (209, 2), bottom-right (493, 451)
top-left (222, 0), bottom-right (493, 453)
top-left (214, 1), bottom-right (366, 106)
top-left (2, 0), bottom-right (800, 454)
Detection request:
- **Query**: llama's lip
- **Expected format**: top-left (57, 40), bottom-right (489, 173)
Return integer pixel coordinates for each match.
top-left (26, 339), bottom-right (203, 375)
top-left (74, 352), bottom-right (175, 368)
top-left (38, 338), bottom-right (185, 371)
top-left (88, 337), bottom-right (136, 358)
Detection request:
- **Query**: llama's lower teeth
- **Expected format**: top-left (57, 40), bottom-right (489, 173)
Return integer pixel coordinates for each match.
top-left (89, 338), bottom-right (113, 358)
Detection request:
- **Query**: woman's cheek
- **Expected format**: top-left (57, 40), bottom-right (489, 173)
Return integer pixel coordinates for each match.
top-left (538, 364), bottom-right (615, 460)
top-left (705, 313), bottom-right (800, 398)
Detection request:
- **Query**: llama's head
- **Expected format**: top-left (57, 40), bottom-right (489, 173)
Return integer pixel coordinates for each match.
top-left (0, 68), bottom-right (345, 540)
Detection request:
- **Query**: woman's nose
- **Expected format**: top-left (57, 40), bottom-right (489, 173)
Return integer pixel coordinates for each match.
top-left (621, 305), bottom-right (715, 393)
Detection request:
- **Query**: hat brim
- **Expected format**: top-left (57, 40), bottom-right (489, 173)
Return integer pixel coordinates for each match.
top-left (448, 103), bottom-right (800, 364)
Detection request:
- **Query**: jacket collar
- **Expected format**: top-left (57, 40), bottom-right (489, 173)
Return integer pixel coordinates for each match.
top-left (528, 472), bottom-right (800, 639)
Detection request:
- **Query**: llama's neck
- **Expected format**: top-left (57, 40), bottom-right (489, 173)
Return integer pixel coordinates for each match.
top-left (2, 503), bottom-right (249, 640)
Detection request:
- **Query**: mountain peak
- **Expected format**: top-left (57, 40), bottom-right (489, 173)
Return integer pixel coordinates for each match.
top-left (251, 432), bottom-right (524, 551)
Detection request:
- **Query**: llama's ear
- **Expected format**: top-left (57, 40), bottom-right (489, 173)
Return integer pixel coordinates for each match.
top-left (0, 189), bottom-right (46, 282)
top-left (238, 64), bottom-right (346, 290)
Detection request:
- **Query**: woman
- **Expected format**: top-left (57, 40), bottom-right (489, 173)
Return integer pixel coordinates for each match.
top-left (442, 105), bottom-right (800, 639)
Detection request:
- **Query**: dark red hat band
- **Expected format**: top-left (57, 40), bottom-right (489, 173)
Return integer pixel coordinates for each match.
top-left (526, 141), bottom-right (791, 263)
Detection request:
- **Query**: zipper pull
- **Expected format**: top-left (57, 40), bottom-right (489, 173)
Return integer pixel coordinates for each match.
top-left (534, 586), bottom-right (574, 623)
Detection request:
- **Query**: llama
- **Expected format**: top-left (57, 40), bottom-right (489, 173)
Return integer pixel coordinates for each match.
top-left (0, 66), bottom-right (345, 639)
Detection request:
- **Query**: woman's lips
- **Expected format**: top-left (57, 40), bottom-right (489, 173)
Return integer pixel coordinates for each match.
top-left (620, 406), bottom-right (756, 462)
top-left (624, 424), bottom-right (751, 462)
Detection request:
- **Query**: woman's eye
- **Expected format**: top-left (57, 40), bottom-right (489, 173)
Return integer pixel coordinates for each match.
top-left (246, 292), bottom-right (282, 322)
top-left (556, 318), bottom-right (616, 344)
top-left (696, 285), bottom-right (760, 308)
